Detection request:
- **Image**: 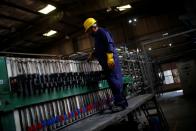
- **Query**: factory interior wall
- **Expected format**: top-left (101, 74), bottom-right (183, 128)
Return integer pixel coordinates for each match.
top-left (42, 14), bottom-right (184, 56)
top-left (43, 39), bottom-right (74, 55)
top-left (127, 15), bottom-right (182, 39)
top-left (77, 34), bottom-right (93, 52)
top-left (42, 33), bottom-right (93, 56)
top-left (177, 59), bottom-right (196, 96)
top-left (160, 62), bottom-right (182, 92)
top-left (124, 14), bottom-right (183, 50)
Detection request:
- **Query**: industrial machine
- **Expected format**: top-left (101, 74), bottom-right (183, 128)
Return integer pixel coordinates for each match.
top-left (117, 47), bottom-right (162, 95)
top-left (0, 47), bottom-right (162, 131)
top-left (0, 55), bottom-right (132, 131)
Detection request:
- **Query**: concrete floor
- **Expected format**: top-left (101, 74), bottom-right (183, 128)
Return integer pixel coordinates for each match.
top-left (101, 90), bottom-right (196, 131)
top-left (158, 90), bottom-right (196, 131)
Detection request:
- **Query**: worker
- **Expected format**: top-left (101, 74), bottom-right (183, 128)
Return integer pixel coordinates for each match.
top-left (83, 18), bottom-right (128, 112)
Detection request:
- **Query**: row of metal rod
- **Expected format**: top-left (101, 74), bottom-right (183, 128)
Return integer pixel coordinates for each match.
top-left (6, 57), bottom-right (103, 96)
top-left (14, 89), bottom-right (113, 131)
top-left (6, 58), bottom-right (102, 77)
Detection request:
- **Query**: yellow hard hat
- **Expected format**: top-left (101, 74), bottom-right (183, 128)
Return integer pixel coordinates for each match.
top-left (83, 18), bottom-right (96, 32)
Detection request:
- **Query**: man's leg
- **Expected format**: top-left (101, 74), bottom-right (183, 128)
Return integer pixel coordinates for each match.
top-left (107, 76), bottom-right (128, 110)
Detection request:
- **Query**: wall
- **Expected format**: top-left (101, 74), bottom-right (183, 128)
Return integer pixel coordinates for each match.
top-left (42, 14), bottom-right (183, 55)
top-left (177, 60), bottom-right (196, 96)
top-left (160, 62), bottom-right (182, 92)
top-left (43, 39), bottom-right (74, 55)
top-left (127, 15), bottom-right (181, 39)
top-left (77, 34), bottom-right (93, 51)
top-left (108, 14), bottom-right (183, 49)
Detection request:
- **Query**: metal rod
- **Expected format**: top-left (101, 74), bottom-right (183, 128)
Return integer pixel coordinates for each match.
top-left (0, 51), bottom-right (62, 57)
top-left (158, 49), bottom-right (196, 62)
top-left (148, 41), bottom-right (192, 52)
top-left (142, 28), bottom-right (196, 45)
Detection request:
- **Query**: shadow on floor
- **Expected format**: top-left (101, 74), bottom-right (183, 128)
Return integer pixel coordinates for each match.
top-left (158, 90), bottom-right (196, 131)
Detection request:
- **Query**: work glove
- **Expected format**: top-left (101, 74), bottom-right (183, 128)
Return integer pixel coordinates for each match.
top-left (106, 53), bottom-right (115, 69)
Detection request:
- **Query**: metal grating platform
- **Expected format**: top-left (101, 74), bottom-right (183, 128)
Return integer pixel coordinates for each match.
top-left (58, 94), bottom-right (154, 131)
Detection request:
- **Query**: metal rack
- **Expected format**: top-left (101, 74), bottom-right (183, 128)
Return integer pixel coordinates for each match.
top-left (117, 46), bottom-right (162, 96)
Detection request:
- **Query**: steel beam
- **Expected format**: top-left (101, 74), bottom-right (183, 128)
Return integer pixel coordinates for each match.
top-left (0, 14), bottom-right (34, 25)
top-left (1, 1), bottom-right (42, 15)
top-left (0, 25), bottom-right (10, 29)
top-left (158, 49), bottom-right (196, 62)
top-left (0, 11), bottom-right (64, 50)
top-left (67, 0), bottom-right (136, 15)
top-left (142, 28), bottom-right (196, 46)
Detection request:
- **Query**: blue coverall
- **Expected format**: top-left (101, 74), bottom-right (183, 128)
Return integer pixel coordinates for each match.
top-left (92, 27), bottom-right (128, 108)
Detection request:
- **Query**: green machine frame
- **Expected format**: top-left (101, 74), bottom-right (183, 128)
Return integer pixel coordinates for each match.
top-left (0, 56), bottom-right (133, 131)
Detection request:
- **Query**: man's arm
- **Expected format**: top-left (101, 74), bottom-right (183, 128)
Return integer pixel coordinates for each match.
top-left (102, 30), bottom-right (114, 53)
top-left (101, 29), bottom-right (115, 69)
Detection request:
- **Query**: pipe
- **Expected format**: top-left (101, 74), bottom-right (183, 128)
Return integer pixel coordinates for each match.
top-left (0, 51), bottom-right (63, 57)
top-left (142, 28), bottom-right (196, 45)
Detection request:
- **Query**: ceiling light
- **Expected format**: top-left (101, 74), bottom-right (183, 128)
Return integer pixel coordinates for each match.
top-left (133, 18), bottom-right (137, 22)
top-left (148, 47), bottom-right (152, 51)
top-left (128, 19), bottom-right (132, 23)
top-left (43, 30), bottom-right (57, 37)
top-left (117, 8), bottom-right (127, 11)
top-left (117, 4), bottom-right (131, 11)
top-left (38, 4), bottom-right (56, 14)
top-left (169, 43), bottom-right (172, 47)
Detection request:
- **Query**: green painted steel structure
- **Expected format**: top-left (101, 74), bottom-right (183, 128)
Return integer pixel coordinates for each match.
top-left (0, 57), bottom-right (133, 131)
